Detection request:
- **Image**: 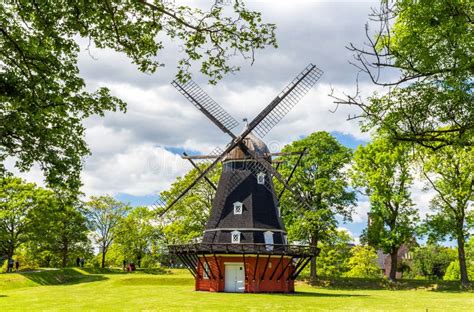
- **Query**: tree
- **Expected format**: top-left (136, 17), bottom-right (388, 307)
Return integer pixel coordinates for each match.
top-left (343, 245), bottom-right (381, 278)
top-left (30, 199), bottom-right (89, 268)
top-left (85, 196), bottom-right (129, 268)
top-left (420, 145), bottom-right (473, 286)
top-left (351, 137), bottom-right (417, 280)
top-left (1, 1), bottom-right (277, 191)
top-left (316, 229), bottom-right (353, 277)
top-left (278, 132), bottom-right (356, 282)
top-left (160, 163), bottom-right (220, 244)
top-left (411, 244), bottom-right (456, 279)
top-left (0, 176), bottom-right (54, 263)
top-left (332, 0), bottom-right (473, 149)
top-left (115, 206), bottom-right (158, 267)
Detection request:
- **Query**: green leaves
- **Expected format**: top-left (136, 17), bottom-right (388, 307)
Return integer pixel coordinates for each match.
top-left (0, 176), bottom-right (56, 259)
top-left (159, 163), bottom-right (220, 244)
top-left (343, 245), bottom-right (381, 278)
top-left (341, 0), bottom-right (473, 148)
top-left (278, 132), bottom-right (356, 244)
top-left (421, 145), bottom-right (473, 242)
top-left (351, 137), bottom-right (417, 255)
top-left (1, 0), bottom-right (277, 191)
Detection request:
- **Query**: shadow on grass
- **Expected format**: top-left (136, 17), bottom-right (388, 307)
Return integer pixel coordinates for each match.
top-left (78, 267), bottom-right (169, 275)
top-left (306, 277), bottom-right (473, 293)
top-left (294, 291), bottom-right (368, 298)
top-left (115, 277), bottom-right (194, 287)
top-left (79, 267), bottom-right (127, 275)
top-left (20, 268), bottom-right (107, 286)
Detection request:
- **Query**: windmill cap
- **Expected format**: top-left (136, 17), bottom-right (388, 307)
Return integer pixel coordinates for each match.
top-left (223, 132), bottom-right (271, 162)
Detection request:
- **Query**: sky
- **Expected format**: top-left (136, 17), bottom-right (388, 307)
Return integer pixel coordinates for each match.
top-left (8, 0), bottom-right (438, 244)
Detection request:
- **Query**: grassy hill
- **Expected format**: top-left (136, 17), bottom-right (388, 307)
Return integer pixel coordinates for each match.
top-left (0, 268), bottom-right (473, 311)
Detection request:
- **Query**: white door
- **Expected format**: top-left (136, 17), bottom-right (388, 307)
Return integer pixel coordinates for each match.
top-left (224, 263), bottom-right (245, 293)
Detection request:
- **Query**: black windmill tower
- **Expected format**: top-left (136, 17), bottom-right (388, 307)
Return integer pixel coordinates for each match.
top-left (157, 64), bottom-right (323, 293)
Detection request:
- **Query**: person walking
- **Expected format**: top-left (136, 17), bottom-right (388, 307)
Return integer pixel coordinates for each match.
top-left (80, 258), bottom-right (85, 267)
top-left (15, 260), bottom-right (19, 272)
top-left (76, 257), bottom-right (80, 267)
top-left (7, 258), bottom-right (14, 273)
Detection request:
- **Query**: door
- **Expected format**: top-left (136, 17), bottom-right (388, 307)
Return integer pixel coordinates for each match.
top-left (224, 263), bottom-right (245, 293)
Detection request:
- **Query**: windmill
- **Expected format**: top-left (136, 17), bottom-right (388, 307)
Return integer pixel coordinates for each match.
top-left (162, 64), bottom-right (323, 293)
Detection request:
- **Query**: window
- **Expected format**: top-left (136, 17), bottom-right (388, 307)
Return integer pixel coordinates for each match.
top-left (257, 172), bottom-right (266, 185)
top-left (233, 201), bottom-right (243, 215)
top-left (264, 231), bottom-right (274, 251)
top-left (231, 230), bottom-right (241, 244)
top-left (203, 262), bottom-right (210, 279)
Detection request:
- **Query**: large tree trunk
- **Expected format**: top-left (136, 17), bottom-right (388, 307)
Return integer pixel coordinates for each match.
top-left (389, 247), bottom-right (399, 281)
top-left (456, 234), bottom-right (469, 286)
top-left (310, 234), bottom-right (318, 283)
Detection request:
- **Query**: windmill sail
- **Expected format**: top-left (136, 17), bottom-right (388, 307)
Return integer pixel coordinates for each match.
top-left (172, 79), bottom-right (239, 137)
top-left (252, 64), bottom-right (323, 138)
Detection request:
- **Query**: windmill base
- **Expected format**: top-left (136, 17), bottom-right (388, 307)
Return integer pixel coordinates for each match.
top-left (195, 255), bottom-right (298, 293)
top-left (169, 243), bottom-right (317, 293)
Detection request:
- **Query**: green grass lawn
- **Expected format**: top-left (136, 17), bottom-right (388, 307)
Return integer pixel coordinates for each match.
top-left (0, 268), bottom-right (473, 311)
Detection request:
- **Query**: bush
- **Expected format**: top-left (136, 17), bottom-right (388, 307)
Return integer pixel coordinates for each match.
top-left (443, 260), bottom-right (474, 281)
top-left (343, 245), bottom-right (382, 278)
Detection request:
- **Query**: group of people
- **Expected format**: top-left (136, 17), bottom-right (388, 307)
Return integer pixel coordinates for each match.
top-left (123, 260), bottom-right (136, 272)
top-left (75, 257), bottom-right (85, 267)
top-left (6, 258), bottom-right (19, 272)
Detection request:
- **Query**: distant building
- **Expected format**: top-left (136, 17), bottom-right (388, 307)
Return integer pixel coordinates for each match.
top-left (368, 212), bottom-right (416, 278)
top-left (376, 243), bottom-right (414, 279)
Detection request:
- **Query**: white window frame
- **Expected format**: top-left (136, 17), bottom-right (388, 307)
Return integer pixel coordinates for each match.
top-left (233, 201), bottom-right (243, 215)
top-left (282, 234), bottom-right (288, 245)
top-left (264, 231), bottom-right (274, 251)
top-left (231, 230), bottom-right (241, 244)
top-left (203, 262), bottom-right (210, 279)
top-left (257, 172), bottom-right (266, 185)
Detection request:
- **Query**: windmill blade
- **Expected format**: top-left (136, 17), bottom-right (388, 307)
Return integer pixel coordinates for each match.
top-left (277, 148), bottom-right (307, 200)
top-left (161, 65), bottom-right (322, 216)
top-left (156, 141), bottom-right (240, 216)
top-left (237, 143), bottom-right (311, 210)
top-left (172, 79), bottom-right (239, 138)
top-left (250, 64), bottom-right (323, 138)
top-left (182, 152), bottom-right (217, 191)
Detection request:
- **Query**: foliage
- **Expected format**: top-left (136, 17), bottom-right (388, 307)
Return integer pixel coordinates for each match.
top-left (0, 0), bottom-right (277, 191)
top-left (343, 245), bottom-right (381, 278)
top-left (334, 0), bottom-right (473, 148)
top-left (28, 197), bottom-right (89, 268)
top-left (316, 229), bottom-right (353, 277)
top-left (411, 245), bottom-right (457, 279)
top-left (420, 145), bottom-right (473, 285)
top-left (278, 131), bottom-right (356, 280)
top-left (115, 206), bottom-right (159, 267)
top-left (160, 163), bottom-right (220, 244)
top-left (85, 196), bottom-right (130, 268)
top-left (444, 260), bottom-right (474, 281)
top-left (0, 176), bottom-right (55, 260)
top-left (351, 136), bottom-right (417, 280)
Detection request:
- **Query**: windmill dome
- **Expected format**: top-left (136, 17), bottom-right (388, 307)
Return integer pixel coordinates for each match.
top-left (223, 132), bottom-right (270, 162)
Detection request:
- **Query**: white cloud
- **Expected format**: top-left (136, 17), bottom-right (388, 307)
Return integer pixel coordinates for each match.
top-left (82, 143), bottom-right (192, 196)
top-left (337, 227), bottom-right (360, 245)
top-left (352, 199), bottom-right (371, 224)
